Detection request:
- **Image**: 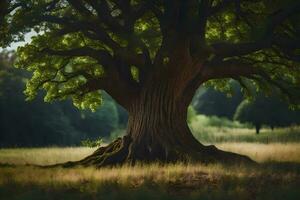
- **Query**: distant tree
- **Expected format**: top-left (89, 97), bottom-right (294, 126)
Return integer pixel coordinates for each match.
top-left (234, 94), bottom-right (300, 134)
top-left (78, 98), bottom-right (119, 140)
top-left (0, 55), bottom-right (82, 146)
top-left (0, 52), bottom-right (120, 147)
top-left (187, 106), bottom-right (197, 124)
top-left (192, 82), bottom-right (243, 119)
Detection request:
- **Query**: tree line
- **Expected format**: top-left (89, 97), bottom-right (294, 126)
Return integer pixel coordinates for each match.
top-left (0, 51), bottom-right (127, 147)
top-left (192, 82), bottom-right (300, 134)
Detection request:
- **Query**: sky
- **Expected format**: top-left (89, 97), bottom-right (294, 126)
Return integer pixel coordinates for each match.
top-left (0, 31), bottom-right (35, 51)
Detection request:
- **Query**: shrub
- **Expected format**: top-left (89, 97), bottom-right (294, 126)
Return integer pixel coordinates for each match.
top-left (81, 137), bottom-right (103, 148)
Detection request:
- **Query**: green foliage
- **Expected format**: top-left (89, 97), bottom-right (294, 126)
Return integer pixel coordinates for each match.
top-left (187, 106), bottom-right (197, 124)
top-left (78, 98), bottom-right (119, 139)
top-left (81, 137), bottom-right (103, 148)
top-left (130, 66), bottom-right (140, 82)
top-left (109, 129), bottom-right (126, 141)
top-left (203, 1), bottom-right (300, 101)
top-left (190, 118), bottom-right (300, 144)
top-left (0, 52), bottom-right (123, 147)
top-left (192, 82), bottom-right (243, 119)
top-left (0, 1), bottom-right (300, 151)
top-left (234, 94), bottom-right (300, 129)
top-left (190, 114), bottom-right (246, 129)
top-left (0, 0), bottom-right (163, 111)
top-left (73, 92), bottom-right (119, 140)
top-left (0, 0), bottom-right (299, 112)
top-left (15, 36), bottom-right (105, 110)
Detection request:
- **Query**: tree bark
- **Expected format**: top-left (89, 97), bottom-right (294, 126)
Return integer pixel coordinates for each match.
top-left (59, 73), bottom-right (256, 168)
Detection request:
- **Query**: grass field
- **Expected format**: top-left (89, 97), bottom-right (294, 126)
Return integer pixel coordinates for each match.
top-left (1, 127), bottom-right (300, 200)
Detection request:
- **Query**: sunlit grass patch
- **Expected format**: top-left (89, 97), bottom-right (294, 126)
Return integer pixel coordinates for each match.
top-left (1, 142), bottom-right (300, 166)
top-left (190, 124), bottom-right (300, 143)
top-left (217, 142), bottom-right (300, 163)
top-left (0, 147), bottom-right (94, 165)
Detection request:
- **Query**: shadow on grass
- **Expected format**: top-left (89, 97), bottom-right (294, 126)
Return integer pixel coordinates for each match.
top-left (0, 163), bottom-right (16, 168)
top-left (0, 161), bottom-right (300, 200)
top-left (260, 161), bottom-right (300, 173)
top-left (0, 178), bottom-right (299, 200)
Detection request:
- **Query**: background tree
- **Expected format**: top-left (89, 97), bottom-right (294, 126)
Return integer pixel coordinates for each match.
top-left (192, 81), bottom-right (243, 119)
top-left (76, 93), bottom-right (119, 140)
top-left (234, 94), bottom-right (300, 134)
top-left (1, 0), bottom-right (300, 166)
top-left (0, 51), bottom-right (121, 147)
top-left (0, 51), bottom-right (81, 146)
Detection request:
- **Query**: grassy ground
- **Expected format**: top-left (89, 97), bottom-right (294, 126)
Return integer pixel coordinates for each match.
top-left (217, 142), bottom-right (300, 163)
top-left (0, 143), bottom-right (300, 165)
top-left (1, 127), bottom-right (300, 200)
top-left (190, 124), bottom-right (300, 143)
top-left (0, 147), bottom-right (94, 166)
top-left (1, 162), bottom-right (300, 200)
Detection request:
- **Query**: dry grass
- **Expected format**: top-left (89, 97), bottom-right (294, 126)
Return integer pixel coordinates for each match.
top-left (0, 163), bottom-right (233, 186)
top-left (0, 143), bottom-right (300, 200)
top-left (1, 143), bottom-right (300, 185)
top-left (190, 125), bottom-right (300, 143)
top-left (216, 142), bottom-right (300, 163)
top-left (0, 147), bottom-right (94, 165)
top-left (1, 142), bottom-right (300, 166)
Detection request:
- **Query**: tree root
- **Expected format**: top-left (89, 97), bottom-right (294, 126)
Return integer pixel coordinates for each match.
top-left (51, 136), bottom-right (131, 168)
top-left (46, 136), bottom-right (257, 168)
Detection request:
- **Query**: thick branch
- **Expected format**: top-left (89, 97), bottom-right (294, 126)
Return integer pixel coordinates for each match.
top-left (67, 0), bottom-right (94, 18)
top-left (86, 0), bottom-right (126, 33)
top-left (202, 60), bottom-right (263, 80)
top-left (209, 0), bottom-right (260, 16)
top-left (42, 48), bottom-right (138, 107)
top-left (197, 0), bottom-right (211, 41)
top-left (212, 1), bottom-right (300, 58)
top-left (40, 15), bottom-right (120, 50)
top-left (41, 47), bottom-right (111, 62)
top-left (201, 59), bottom-right (297, 101)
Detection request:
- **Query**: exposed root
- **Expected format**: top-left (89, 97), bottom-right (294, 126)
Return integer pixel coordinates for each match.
top-left (202, 145), bottom-right (257, 166)
top-left (52, 136), bottom-right (131, 168)
top-left (46, 135), bottom-right (256, 168)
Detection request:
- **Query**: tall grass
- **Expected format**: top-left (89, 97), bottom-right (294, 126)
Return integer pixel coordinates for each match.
top-left (0, 142), bottom-right (300, 199)
top-left (0, 142), bottom-right (300, 166)
top-left (217, 143), bottom-right (300, 163)
top-left (190, 114), bottom-right (248, 128)
top-left (1, 162), bottom-right (299, 186)
top-left (0, 147), bottom-right (94, 165)
top-left (1, 123), bottom-right (300, 199)
top-left (189, 116), bottom-right (300, 143)
top-left (0, 159), bottom-right (299, 200)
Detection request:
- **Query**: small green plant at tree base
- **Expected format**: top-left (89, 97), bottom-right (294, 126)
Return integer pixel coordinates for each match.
top-left (81, 137), bottom-right (103, 148)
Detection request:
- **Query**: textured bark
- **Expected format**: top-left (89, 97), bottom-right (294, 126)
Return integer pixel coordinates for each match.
top-left (58, 73), bottom-right (256, 168)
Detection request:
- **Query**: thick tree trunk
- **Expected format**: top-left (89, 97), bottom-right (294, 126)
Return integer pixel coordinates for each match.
top-left (60, 77), bottom-right (255, 168)
top-left (125, 81), bottom-right (204, 163)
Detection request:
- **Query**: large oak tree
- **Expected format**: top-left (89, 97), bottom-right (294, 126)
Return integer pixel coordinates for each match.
top-left (1, 0), bottom-right (300, 167)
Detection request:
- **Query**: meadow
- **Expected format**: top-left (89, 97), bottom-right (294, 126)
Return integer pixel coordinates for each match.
top-left (0, 126), bottom-right (300, 200)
